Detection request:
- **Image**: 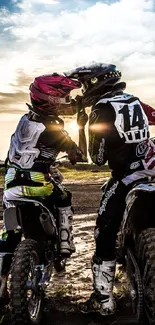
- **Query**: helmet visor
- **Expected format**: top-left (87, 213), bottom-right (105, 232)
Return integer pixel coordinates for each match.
top-left (82, 71), bottom-right (121, 93)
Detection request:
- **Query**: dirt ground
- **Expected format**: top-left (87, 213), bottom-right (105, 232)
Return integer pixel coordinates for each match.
top-left (0, 181), bottom-right (137, 325)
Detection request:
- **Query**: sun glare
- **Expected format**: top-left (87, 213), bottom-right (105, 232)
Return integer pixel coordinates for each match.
top-left (89, 122), bottom-right (109, 132)
top-left (67, 119), bottom-right (79, 133)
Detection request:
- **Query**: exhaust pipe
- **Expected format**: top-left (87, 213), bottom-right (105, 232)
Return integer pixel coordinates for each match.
top-left (39, 212), bottom-right (56, 236)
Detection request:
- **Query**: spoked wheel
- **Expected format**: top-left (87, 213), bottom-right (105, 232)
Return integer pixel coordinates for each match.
top-left (126, 248), bottom-right (143, 324)
top-left (10, 239), bottom-right (44, 325)
top-left (137, 228), bottom-right (155, 325)
top-left (0, 276), bottom-right (10, 325)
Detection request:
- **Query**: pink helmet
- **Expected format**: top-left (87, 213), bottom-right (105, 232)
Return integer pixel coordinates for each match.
top-left (29, 73), bottom-right (81, 117)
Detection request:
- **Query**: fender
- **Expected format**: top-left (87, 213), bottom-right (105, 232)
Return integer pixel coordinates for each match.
top-left (3, 206), bottom-right (19, 231)
top-left (121, 182), bottom-right (155, 232)
top-left (4, 198), bottom-right (57, 236)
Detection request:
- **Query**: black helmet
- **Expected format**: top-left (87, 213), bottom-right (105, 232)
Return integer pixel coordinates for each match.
top-left (65, 62), bottom-right (125, 106)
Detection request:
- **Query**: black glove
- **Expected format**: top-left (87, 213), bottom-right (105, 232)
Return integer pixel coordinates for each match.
top-left (67, 148), bottom-right (84, 165)
top-left (77, 110), bottom-right (88, 128)
top-left (75, 95), bottom-right (88, 128)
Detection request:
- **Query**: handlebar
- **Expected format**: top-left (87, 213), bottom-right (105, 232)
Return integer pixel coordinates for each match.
top-left (150, 137), bottom-right (155, 144)
top-left (54, 155), bottom-right (69, 166)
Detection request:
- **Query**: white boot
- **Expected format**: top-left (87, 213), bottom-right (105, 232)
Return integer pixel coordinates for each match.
top-left (58, 206), bottom-right (75, 256)
top-left (92, 259), bottom-right (116, 315)
top-left (79, 259), bottom-right (116, 315)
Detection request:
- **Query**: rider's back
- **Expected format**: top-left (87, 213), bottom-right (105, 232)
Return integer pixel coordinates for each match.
top-left (89, 92), bottom-right (155, 182)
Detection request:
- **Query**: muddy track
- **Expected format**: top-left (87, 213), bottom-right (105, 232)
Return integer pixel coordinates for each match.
top-left (0, 183), bottom-right (137, 324)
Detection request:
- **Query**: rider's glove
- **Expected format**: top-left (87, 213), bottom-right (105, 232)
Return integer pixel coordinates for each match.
top-left (75, 95), bottom-right (88, 128)
top-left (67, 148), bottom-right (84, 165)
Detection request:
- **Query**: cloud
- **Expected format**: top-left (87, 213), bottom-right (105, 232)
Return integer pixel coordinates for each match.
top-left (0, 91), bottom-right (29, 113)
top-left (16, 0), bottom-right (59, 11)
top-left (0, 70), bottom-right (32, 112)
top-left (0, 0), bottom-right (155, 114)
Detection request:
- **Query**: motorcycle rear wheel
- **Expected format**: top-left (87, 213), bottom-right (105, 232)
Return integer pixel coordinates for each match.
top-left (137, 228), bottom-right (155, 325)
top-left (126, 247), bottom-right (143, 323)
top-left (10, 239), bottom-right (44, 325)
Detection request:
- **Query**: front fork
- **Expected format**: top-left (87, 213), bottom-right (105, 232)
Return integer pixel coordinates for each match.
top-left (115, 231), bottom-right (126, 266)
top-left (27, 253), bottom-right (66, 292)
top-left (26, 262), bottom-right (53, 292)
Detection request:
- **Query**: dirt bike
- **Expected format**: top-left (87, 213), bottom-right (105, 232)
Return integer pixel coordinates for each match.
top-left (0, 165), bottom-right (69, 325)
top-left (116, 178), bottom-right (155, 325)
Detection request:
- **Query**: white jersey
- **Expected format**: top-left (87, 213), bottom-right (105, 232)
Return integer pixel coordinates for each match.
top-left (8, 115), bottom-right (45, 169)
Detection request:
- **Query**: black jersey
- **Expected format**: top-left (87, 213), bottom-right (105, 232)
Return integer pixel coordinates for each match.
top-left (88, 93), bottom-right (154, 180)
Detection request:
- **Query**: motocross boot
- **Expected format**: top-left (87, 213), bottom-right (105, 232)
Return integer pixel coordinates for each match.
top-left (79, 257), bottom-right (116, 315)
top-left (58, 206), bottom-right (75, 256)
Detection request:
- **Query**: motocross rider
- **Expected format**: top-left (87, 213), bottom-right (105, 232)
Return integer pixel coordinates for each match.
top-left (65, 62), bottom-right (155, 316)
top-left (1, 73), bottom-right (83, 263)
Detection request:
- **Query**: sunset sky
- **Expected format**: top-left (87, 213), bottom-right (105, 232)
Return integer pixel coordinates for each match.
top-left (0, 0), bottom-right (155, 159)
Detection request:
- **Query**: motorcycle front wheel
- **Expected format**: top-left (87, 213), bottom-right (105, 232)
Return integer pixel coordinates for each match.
top-left (137, 228), bottom-right (155, 325)
top-left (10, 239), bottom-right (44, 325)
